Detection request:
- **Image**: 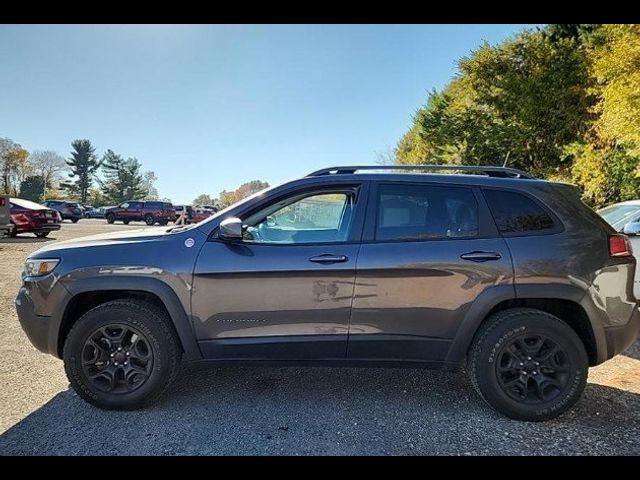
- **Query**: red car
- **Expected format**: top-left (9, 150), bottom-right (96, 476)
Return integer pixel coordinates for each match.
top-left (105, 201), bottom-right (175, 226)
top-left (10, 197), bottom-right (61, 238)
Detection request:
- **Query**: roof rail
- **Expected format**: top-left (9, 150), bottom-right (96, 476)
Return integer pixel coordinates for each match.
top-left (307, 164), bottom-right (534, 179)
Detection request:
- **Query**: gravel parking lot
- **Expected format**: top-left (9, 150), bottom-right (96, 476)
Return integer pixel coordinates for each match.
top-left (1, 219), bottom-right (639, 455)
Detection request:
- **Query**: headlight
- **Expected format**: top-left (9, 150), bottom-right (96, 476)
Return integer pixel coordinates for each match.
top-left (24, 258), bottom-right (60, 277)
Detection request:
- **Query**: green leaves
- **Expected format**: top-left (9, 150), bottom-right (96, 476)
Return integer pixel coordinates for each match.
top-left (395, 24), bottom-right (640, 207)
top-left (65, 139), bottom-right (100, 203)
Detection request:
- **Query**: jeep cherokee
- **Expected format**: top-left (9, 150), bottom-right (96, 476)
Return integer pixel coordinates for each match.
top-left (15, 165), bottom-right (640, 421)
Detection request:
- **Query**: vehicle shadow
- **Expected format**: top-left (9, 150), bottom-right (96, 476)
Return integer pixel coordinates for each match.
top-left (1, 366), bottom-right (639, 455)
top-left (0, 236), bottom-right (55, 244)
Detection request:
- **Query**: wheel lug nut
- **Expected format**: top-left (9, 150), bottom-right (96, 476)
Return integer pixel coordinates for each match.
top-left (114, 362), bottom-right (118, 366)
top-left (118, 347), bottom-right (122, 351)
top-left (533, 371), bottom-right (537, 375)
top-left (124, 361), bottom-right (128, 366)
top-left (126, 352), bottom-right (130, 356)
top-left (535, 362), bottom-right (539, 366)
top-left (527, 357), bottom-right (531, 361)
top-left (110, 353), bottom-right (114, 357)
top-left (519, 362), bottom-right (524, 366)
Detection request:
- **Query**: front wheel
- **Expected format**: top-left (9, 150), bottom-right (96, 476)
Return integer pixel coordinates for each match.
top-left (106, 213), bottom-right (115, 224)
top-left (63, 300), bottom-right (182, 410)
top-left (145, 214), bottom-right (155, 226)
top-left (468, 308), bottom-right (588, 421)
top-left (71, 218), bottom-right (79, 223)
top-left (35, 231), bottom-right (50, 238)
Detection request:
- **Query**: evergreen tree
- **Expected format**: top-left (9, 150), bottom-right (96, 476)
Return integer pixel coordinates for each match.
top-left (63, 139), bottom-right (100, 203)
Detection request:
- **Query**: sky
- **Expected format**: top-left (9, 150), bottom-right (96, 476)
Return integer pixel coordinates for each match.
top-left (0, 24), bottom-right (532, 204)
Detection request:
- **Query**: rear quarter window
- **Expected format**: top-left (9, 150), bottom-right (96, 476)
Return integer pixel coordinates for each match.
top-left (483, 189), bottom-right (558, 235)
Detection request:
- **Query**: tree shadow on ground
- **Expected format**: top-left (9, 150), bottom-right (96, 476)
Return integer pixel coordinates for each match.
top-left (1, 365), bottom-right (638, 455)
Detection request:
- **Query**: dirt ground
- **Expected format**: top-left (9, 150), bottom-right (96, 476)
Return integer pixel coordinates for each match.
top-left (0, 220), bottom-right (639, 455)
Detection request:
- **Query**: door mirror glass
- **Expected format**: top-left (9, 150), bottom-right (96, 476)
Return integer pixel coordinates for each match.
top-left (623, 222), bottom-right (640, 236)
top-left (219, 217), bottom-right (244, 240)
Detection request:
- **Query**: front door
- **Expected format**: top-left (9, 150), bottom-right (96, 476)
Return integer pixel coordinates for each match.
top-left (192, 183), bottom-right (367, 360)
top-left (349, 182), bottom-right (513, 362)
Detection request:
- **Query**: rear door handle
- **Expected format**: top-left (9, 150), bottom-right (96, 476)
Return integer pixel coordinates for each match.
top-left (460, 251), bottom-right (502, 262)
top-left (309, 254), bottom-right (348, 264)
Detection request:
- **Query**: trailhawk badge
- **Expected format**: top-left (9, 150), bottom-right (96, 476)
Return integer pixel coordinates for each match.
top-left (184, 238), bottom-right (195, 248)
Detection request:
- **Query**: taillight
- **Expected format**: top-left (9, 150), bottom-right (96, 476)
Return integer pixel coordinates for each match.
top-left (609, 234), bottom-right (633, 257)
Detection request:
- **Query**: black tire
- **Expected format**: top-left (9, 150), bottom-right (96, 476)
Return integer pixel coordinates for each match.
top-left (158, 220), bottom-right (169, 226)
top-left (106, 213), bottom-right (115, 224)
top-left (468, 308), bottom-right (588, 421)
top-left (9, 222), bottom-right (18, 238)
top-left (63, 300), bottom-right (182, 410)
top-left (35, 231), bottom-right (49, 238)
top-left (123, 220), bottom-right (130, 225)
top-left (145, 214), bottom-right (155, 226)
top-left (71, 218), bottom-right (79, 223)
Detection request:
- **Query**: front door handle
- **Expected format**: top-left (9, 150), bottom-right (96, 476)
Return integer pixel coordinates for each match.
top-left (309, 254), bottom-right (348, 264)
top-left (460, 251), bottom-right (502, 262)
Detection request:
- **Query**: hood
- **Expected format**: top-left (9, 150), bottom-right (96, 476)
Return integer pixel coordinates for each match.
top-left (31, 228), bottom-right (170, 256)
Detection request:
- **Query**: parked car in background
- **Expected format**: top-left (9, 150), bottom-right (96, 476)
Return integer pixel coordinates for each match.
top-left (1, 195), bottom-right (13, 237)
top-left (42, 200), bottom-right (83, 223)
top-left (9, 197), bottom-right (61, 237)
top-left (15, 165), bottom-right (640, 421)
top-left (104, 201), bottom-right (175, 226)
top-left (598, 199), bottom-right (640, 297)
top-left (192, 207), bottom-right (214, 223)
top-left (83, 206), bottom-right (108, 219)
top-left (174, 205), bottom-right (194, 223)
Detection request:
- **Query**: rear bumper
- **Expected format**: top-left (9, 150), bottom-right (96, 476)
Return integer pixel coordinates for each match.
top-left (603, 306), bottom-right (640, 361)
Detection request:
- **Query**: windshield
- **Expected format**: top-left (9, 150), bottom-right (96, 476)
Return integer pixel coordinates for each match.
top-left (10, 197), bottom-right (47, 210)
top-left (597, 203), bottom-right (640, 230)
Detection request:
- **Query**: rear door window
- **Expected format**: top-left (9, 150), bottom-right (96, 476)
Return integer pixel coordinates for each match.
top-left (375, 184), bottom-right (479, 241)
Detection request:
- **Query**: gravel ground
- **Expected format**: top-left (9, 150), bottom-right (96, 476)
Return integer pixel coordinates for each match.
top-left (1, 220), bottom-right (639, 455)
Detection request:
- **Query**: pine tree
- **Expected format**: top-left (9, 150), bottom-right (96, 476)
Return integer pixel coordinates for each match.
top-left (63, 139), bottom-right (100, 202)
top-left (100, 149), bottom-right (146, 204)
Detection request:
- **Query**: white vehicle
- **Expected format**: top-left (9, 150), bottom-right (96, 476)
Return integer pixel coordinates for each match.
top-left (598, 200), bottom-right (640, 297)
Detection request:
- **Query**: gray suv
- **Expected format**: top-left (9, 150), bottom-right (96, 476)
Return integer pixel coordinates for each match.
top-left (15, 165), bottom-right (640, 421)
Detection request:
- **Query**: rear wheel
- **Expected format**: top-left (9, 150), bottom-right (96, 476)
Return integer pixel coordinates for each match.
top-left (123, 220), bottom-right (130, 225)
top-left (158, 220), bottom-right (169, 226)
top-left (35, 232), bottom-right (50, 238)
top-left (468, 308), bottom-right (588, 421)
top-left (145, 214), bottom-right (155, 226)
top-left (106, 213), bottom-right (115, 224)
top-left (63, 300), bottom-right (182, 410)
top-left (9, 222), bottom-right (17, 238)
top-left (71, 218), bottom-right (79, 223)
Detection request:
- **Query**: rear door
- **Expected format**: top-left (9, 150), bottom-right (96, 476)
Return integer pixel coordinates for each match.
top-left (348, 181), bottom-right (514, 362)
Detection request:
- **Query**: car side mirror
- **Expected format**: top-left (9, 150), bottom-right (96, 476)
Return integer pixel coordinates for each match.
top-left (623, 222), bottom-right (640, 236)
top-left (219, 217), bottom-right (244, 241)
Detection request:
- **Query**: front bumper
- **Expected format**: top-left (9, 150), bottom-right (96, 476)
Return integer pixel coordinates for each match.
top-left (15, 282), bottom-right (70, 358)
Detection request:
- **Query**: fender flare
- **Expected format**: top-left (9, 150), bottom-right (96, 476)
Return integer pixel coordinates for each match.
top-left (445, 283), bottom-right (604, 364)
top-left (60, 276), bottom-right (202, 361)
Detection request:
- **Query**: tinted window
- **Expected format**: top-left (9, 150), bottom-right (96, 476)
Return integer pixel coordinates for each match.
top-left (375, 185), bottom-right (478, 241)
top-left (243, 191), bottom-right (355, 244)
top-left (128, 202), bottom-right (143, 209)
top-left (483, 190), bottom-right (555, 233)
top-left (146, 202), bottom-right (162, 209)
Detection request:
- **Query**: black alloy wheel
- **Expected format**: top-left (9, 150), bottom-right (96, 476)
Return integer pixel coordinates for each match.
top-left (80, 323), bottom-right (154, 394)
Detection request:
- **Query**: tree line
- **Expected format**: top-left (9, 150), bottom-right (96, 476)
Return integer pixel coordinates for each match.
top-left (192, 180), bottom-right (270, 209)
top-left (0, 138), bottom-right (160, 205)
top-left (394, 24), bottom-right (640, 208)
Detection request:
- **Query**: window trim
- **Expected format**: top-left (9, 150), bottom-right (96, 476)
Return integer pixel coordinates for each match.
top-left (362, 181), bottom-right (498, 244)
top-left (211, 183), bottom-right (369, 247)
top-left (481, 187), bottom-right (564, 237)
